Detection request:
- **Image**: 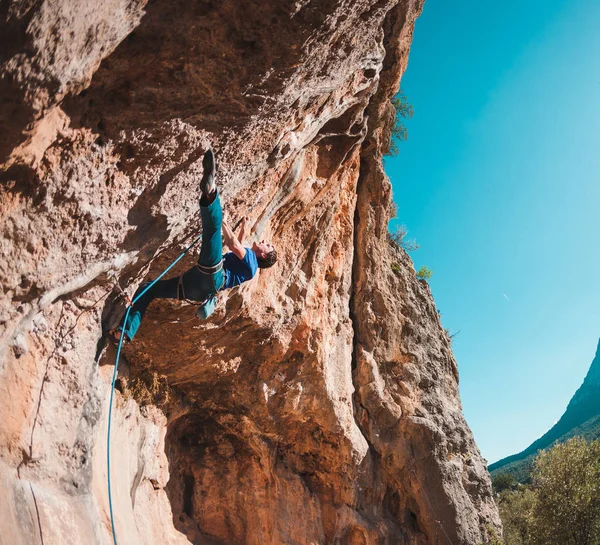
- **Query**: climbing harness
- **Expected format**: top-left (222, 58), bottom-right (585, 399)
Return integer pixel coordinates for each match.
top-left (107, 233), bottom-right (201, 545)
top-left (176, 263), bottom-right (222, 307)
top-left (196, 260), bottom-right (223, 275)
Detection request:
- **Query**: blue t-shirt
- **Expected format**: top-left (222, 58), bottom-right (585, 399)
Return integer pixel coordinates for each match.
top-left (221, 248), bottom-right (258, 290)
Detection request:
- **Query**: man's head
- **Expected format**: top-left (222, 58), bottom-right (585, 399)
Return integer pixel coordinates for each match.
top-left (252, 240), bottom-right (277, 269)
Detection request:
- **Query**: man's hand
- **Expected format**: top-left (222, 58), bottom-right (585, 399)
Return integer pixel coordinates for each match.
top-left (238, 216), bottom-right (250, 244)
top-left (222, 220), bottom-right (246, 260)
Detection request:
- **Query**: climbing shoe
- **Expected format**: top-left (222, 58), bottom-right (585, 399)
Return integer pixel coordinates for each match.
top-left (107, 327), bottom-right (129, 346)
top-left (200, 148), bottom-right (216, 197)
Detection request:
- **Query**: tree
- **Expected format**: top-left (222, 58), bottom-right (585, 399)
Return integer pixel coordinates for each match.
top-left (416, 266), bottom-right (432, 280)
top-left (388, 224), bottom-right (419, 252)
top-left (530, 437), bottom-right (600, 545)
top-left (492, 473), bottom-right (517, 493)
top-left (386, 91), bottom-right (413, 156)
top-left (498, 488), bottom-right (536, 545)
top-left (479, 524), bottom-right (504, 545)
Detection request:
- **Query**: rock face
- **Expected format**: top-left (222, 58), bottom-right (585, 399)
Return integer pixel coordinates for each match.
top-left (0, 1), bottom-right (501, 544)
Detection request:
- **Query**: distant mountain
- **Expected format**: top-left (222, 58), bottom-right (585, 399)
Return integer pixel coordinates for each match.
top-left (490, 338), bottom-right (600, 482)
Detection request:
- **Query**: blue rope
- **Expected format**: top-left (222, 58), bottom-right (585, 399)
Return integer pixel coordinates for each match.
top-left (107, 234), bottom-right (202, 545)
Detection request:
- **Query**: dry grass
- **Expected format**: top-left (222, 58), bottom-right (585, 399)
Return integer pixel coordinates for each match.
top-left (121, 371), bottom-right (171, 407)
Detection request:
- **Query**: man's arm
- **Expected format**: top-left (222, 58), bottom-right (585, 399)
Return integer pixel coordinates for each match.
top-left (222, 221), bottom-right (246, 260)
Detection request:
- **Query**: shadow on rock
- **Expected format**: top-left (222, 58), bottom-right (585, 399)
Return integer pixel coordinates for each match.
top-left (62, 0), bottom-right (328, 141)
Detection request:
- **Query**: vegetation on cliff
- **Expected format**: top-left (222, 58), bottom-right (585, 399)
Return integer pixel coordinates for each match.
top-left (385, 90), bottom-right (413, 156)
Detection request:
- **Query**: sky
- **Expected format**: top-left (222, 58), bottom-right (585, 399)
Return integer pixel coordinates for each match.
top-left (385, 0), bottom-right (600, 463)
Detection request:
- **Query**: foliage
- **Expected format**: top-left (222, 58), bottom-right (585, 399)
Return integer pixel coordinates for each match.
top-left (478, 537), bottom-right (504, 544)
top-left (386, 91), bottom-right (413, 156)
top-left (530, 436), bottom-right (600, 545)
top-left (497, 488), bottom-right (536, 545)
top-left (490, 458), bottom-right (535, 485)
top-left (478, 524), bottom-right (504, 545)
top-left (388, 224), bottom-right (419, 252)
top-left (491, 414), bottom-right (600, 483)
top-left (495, 437), bottom-right (600, 545)
top-left (493, 473), bottom-right (517, 493)
top-left (416, 265), bottom-right (433, 280)
top-left (391, 262), bottom-right (401, 275)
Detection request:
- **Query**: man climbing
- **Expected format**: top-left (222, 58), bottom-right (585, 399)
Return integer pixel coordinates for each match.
top-left (112, 149), bottom-right (277, 342)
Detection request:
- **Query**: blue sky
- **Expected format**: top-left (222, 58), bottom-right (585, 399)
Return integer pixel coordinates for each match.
top-left (386, 0), bottom-right (600, 463)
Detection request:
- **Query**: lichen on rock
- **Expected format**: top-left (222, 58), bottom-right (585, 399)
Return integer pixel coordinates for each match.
top-left (1, 1), bottom-right (501, 544)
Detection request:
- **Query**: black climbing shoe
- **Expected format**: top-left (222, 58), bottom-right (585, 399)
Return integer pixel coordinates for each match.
top-left (106, 327), bottom-right (129, 346)
top-left (200, 148), bottom-right (216, 197)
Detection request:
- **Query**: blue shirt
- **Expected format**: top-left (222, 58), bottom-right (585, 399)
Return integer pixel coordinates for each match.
top-left (221, 248), bottom-right (258, 290)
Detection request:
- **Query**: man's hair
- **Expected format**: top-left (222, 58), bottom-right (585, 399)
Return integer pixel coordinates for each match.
top-left (257, 249), bottom-right (277, 269)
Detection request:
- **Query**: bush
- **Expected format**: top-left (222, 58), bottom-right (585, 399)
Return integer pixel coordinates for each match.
top-left (479, 528), bottom-right (504, 545)
top-left (386, 91), bottom-right (413, 156)
top-left (495, 437), bottom-right (600, 545)
top-left (388, 224), bottom-right (419, 252)
top-left (498, 488), bottom-right (536, 545)
top-left (530, 437), bottom-right (600, 545)
top-left (416, 266), bottom-right (432, 280)
top-left (493, 473), bottom-right (517, 493)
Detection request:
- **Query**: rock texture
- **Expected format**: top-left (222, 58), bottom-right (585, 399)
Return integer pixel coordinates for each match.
top-left (0, 1), bottom-right (501, 544)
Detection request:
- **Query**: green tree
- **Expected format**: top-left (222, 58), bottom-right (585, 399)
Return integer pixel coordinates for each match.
top-left (492, 473), bottom-right (517, 493)
top-left (416, 266), bottom-right (432, 280)
top-left (386, 91), bottom-right (413, 156)
top-left (530, 437), bottom-right (600, 545)
top-left (498, 488), bottom-right (536, 545)
top-left (479, 524), bottom-right (504, 545)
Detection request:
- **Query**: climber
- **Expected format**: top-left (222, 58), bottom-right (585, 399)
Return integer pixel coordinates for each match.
top-left (110, 149), bottom-right (277, 342)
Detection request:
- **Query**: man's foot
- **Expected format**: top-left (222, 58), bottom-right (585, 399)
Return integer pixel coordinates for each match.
top-left (200, 149), bottom-right (216, 197)
top-left (107, 328), bottom-right (128, 346)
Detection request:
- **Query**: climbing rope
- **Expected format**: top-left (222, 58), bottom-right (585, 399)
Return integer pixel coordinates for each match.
top-left (107, 233), bottom-right (202, 545)
top-left (410, 468), bottom-right (455, 545)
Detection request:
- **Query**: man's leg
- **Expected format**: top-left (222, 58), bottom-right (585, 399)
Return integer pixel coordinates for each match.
top-left (198, 191), bottom-right (223, 268)
top-left (184, 148), bottom-right (224, 295)
top-left (178, 190), bottom-right (224, 301)
top-left (121, 276), bottom-right (179, 340)
top-left (198, 148), bottom-right (222, 269)
top-left (119, 149), bottom-right (222, 340)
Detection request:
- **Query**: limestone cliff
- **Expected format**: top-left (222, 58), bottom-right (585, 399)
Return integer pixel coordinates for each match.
top-left (0, 1), bottom-right (501, 544)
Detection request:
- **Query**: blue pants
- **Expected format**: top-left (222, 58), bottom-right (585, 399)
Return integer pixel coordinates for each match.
top-left (122, 193), bottom-right (225, 340)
